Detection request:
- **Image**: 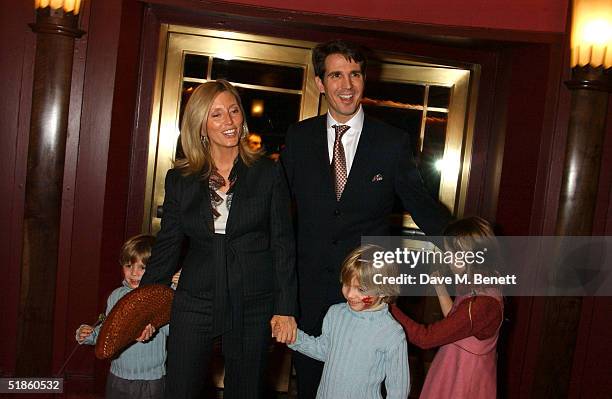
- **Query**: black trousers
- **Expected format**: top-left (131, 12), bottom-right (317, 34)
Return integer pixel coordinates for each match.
top-left (165, 291), bottom-right (273, 399)
top-left (293, 352), bottom-right (323, 399)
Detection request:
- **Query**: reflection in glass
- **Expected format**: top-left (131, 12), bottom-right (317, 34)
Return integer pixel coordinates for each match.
top-left (211, 58), bottom-right (304, 90)
top-left (362, 103), bottom-right (422, 158)
top-left (360, 80), bottom-right (451, 233)
top-left (364, 81), bottom-right (425, 105)
top-left (236, 87), bottom-right (301, 155)
top-left (420, 111), bottom-right (447, 198)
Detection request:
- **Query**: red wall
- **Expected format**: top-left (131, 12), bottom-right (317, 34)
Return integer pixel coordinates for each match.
top-left (230, 0), bottom-right (568, 32)
top-left (0, 0), bottom-right (35, 377)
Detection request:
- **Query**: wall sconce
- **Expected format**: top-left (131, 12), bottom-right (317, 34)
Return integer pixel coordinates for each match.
top-left (558, 0), bottom-right (612, 237)
top-left (570, 0), bottom-right (612, 69)
top-left (35, 0), bottom-right (82, 14)
top-left (32, 0), bottom-right (84, 34)
top-left (539, 4), bottom-right (612, 396)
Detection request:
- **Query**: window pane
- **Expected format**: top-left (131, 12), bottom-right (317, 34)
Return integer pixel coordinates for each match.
top-left (419, 111), bottom-right (448, 198)
top-left (212, 58), bottom-right (304, 90)
top-left (235, 87), bottom-right (302, 154)
top-left (364, 81), bottom-right (425, 106)
top-left (362, 104), bottom-right (423, 158)
top-left (428, 86), bottom-right (451, 109)
top-left (184, 54), bottom-right (209, 80)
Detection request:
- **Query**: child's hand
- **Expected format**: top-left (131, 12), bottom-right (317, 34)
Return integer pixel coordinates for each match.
top-left (136, 323), bottom-right (156, 342)
top-left (270, 315), bottom-right (297, 344)
top-left (75, 324), bottom-right (93, 343)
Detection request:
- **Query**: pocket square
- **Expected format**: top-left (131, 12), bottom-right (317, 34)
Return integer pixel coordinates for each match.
top-left (371, 174), bottom-right (384, 182)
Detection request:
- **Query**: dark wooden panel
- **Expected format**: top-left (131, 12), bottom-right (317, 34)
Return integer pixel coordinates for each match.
top-left (96, 1), bottom-right (147, 390)
top-left (569, 297), bottom-right (612, 398)
top-left (53, 0), bottom-right (92, 378)
top-left (145, 0), bottom-right (565, 43)
top-left (592, 100), bottom-right (612, 236)
top-left (492, 43), bottom-right (555, 398)
top-left (495, 44), bottom-right (552, 235)
top-left (0, 0), bottom-right (36, 377)
top-left (126, 5), bottom-right (162, 238)
top-left (567, 92), bottom-right (612, 399)
top-left (58, 0), bottom-right (125, 386)
top-left (52, 37), bottom-right (89, 378)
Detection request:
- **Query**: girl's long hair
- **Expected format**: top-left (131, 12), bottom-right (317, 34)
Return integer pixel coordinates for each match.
top-left (443, 216), bottom-right (502, 285)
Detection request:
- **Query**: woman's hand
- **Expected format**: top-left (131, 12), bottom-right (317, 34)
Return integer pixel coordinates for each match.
top-left (270, 315), bottom-right (297, 344)
top-left (136, 323), bottom-right (156, 342)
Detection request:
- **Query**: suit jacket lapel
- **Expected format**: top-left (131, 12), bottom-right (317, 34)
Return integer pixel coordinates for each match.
top-left (200, 178), bottom-right (214, 234)
top-left (340, 115), bottom-right (376, 203)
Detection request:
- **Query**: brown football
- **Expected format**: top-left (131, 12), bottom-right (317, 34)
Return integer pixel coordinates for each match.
top-left (95, 284), bottom-right (174, 359)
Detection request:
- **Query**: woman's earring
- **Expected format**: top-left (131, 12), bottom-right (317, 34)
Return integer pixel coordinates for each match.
top-left (201, 135), bottom-right (209, 147)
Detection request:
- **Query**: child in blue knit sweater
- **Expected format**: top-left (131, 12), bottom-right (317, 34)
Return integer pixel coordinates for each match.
top-left (288, 245), bottom-right (410, 399)
top-left (75, 235), bottom-right (179, 399)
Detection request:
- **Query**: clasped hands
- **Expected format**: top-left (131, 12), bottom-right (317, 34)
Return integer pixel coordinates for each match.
top-left (270, 315), bottom-right (297, 344)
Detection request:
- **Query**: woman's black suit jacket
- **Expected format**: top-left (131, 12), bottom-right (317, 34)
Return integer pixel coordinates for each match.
top-left (140, 157), bottom-right (297, 335)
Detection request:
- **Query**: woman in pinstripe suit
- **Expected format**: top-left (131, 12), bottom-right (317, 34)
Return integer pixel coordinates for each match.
top-left (140, 80), bottom-right (298, 399)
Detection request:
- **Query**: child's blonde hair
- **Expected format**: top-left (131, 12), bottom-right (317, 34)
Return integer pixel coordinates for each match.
top-left (119, 234), bottom-right (156, 266)
top-left (443, 216), bottom-right (500, 282)
top-left (340, 244), bottom-right (400, 304)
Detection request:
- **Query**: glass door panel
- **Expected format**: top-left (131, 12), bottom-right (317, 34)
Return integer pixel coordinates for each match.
top-left (359, 62), bottom-right (473, 232)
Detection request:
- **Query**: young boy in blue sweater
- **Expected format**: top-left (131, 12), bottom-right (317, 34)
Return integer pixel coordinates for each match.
top-left (287, 244), bottom-right (410, 399)
top-left (76, 234), bottom-right (178, 399)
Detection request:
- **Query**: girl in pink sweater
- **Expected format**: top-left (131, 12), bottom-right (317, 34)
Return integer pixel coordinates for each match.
top-left (392, 217), bottom-right (504, 399)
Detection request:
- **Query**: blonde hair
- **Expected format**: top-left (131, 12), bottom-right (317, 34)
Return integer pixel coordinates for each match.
top-left (175, 79), bottom-right (261, 178)
top-left (443, 216), bottom-right (500, 282)
top-left (119, 234), bottom-right (156, 266)
top-left (340, 244), bottom-right (399, 304)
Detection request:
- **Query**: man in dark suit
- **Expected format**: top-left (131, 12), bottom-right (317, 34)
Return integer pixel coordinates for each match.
top-left (281, 39), bottom-right (452, 398)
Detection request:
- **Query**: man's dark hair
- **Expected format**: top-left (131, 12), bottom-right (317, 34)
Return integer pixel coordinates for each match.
top-left (312, 39), bottom-right (368, 80)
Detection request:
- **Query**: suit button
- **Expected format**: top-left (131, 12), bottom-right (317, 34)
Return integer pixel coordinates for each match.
top-left (332, 240), bottom-right (338, 245)
top-left (334, 209), bottom-right (341, 216)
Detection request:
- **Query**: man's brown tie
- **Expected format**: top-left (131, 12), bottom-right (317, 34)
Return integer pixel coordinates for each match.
top-left (332, 124), bottom-right (350, 201)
